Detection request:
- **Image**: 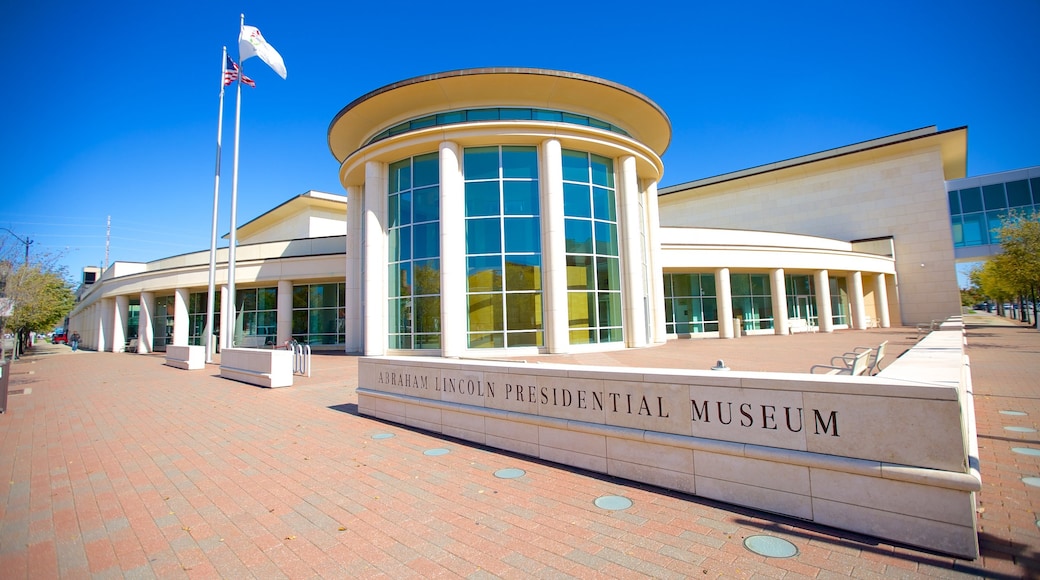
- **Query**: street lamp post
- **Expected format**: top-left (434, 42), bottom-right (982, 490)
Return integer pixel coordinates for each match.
top-left (0, 228), bottom-right (32, 266)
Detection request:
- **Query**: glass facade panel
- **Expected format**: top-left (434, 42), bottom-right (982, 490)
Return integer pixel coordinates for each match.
top-left (152, 295), bottom-right (175, 351)
top-left (1006, 180), bottom-right (1032, 207)
top-left (663, 273), bottom-right (719, 334)
top-left (235, 287), bottom-right (277, 347)
top-left (464, 145), bottom-right (542, 349)
top-left (948, 190), bottom-right (961, 214)
top-left (962, 213), bottom-right (987, 245)
top-left (829, 277), bottom-right (849, 326)
top-left (562, 150), bottom-right (621, 344)
top-left (785, 275), bottom-right (817, 327)
top-left (188, 292), bottom-right (219, 346)
top-left (730, 273), bottom-right (773, 330)
top-left (959, 187), bottom-right (983, 213)
top-left (982, 183), bottom-right (1007, 210)
top-left (292, 282), bottom-right (346, 346)
top-left (388, 153), bottom-right (441, 350)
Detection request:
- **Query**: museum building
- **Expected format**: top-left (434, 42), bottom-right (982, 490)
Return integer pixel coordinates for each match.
top-left (68, 68), bottom-right (971, 356)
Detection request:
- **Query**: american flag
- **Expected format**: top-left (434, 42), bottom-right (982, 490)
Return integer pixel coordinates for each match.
top-left (224, 56), bottom-right (256, 88)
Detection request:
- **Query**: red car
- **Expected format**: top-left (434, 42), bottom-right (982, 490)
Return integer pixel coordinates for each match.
top-left (52, 327), bottom-right (67, 344)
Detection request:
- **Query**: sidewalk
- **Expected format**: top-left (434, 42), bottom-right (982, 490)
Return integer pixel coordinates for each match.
top-left (0, 314), bottom-right (1037, 578)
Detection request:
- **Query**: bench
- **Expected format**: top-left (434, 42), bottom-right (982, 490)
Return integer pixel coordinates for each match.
top-left (126, 338), bottom-right (139, 353)
top-left (164, 345), bottom-right (205, 370)
top-left (843, 340), bottom-right (888, 375)
top-left (219, 348), bottom-right (293, 388)
top-left (810, 349), bottom-right (872, 376)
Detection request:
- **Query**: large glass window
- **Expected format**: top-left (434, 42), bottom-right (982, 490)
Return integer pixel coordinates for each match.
top-left (188, 292), bottom-right (220, 346)
top-left (664, 273), bottom-right (718, 334)
top-left (292, 283), bottom-right (346, 346)
top-left (785, 275), bottom-right (817, 327)
top-left (464, 146), bottom-right (542, 348)
top-left (829, 277), bottom-right (849, 326)
top-left (234, 287), bottom-right (277, 347)
top-left (731, 273), bottom-right (773, 331)
top-left (388, 153), bottom-right (441, 349)
top-left (127, 299), bottom-right (140, 340)
top-left (152, 295), bottom-right (175, 351)
top-left (563, 150), bottom-right (622, 345)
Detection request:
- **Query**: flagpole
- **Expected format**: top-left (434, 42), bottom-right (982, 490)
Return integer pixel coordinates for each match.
top-left (205, 46), bottom-right (227, 363)
top-left (228, 13), bottom-right (245, 349)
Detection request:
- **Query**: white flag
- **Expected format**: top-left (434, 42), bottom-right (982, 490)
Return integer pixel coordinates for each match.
top-left (239, 25), bottom-right (287, 79)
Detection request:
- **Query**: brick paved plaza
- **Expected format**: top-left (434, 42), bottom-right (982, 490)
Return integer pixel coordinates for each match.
top-left (1, 313), bottom-right (1038, 578)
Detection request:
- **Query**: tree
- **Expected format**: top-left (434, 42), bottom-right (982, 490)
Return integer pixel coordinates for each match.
top-left (0, 263), bottom-right (76, 358)
top-left (975, 210), bottom-right (1040, 327)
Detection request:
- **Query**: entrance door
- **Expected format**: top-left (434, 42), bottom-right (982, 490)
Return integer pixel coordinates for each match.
top-left (796, 296), bottom-right (817, 328)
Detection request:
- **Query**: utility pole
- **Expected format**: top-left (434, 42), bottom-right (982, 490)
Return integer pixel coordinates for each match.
top-left (0, 227), bottom-right (32, 265)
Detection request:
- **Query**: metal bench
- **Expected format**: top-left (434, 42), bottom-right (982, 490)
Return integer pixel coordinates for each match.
top-left (810, 349), bottom-right (872, 376)
top-left (842, 340), bottom-right (888, 375)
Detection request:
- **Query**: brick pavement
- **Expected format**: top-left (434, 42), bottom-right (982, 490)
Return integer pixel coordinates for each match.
top-left (0, 313), bottom-right (1037, 578)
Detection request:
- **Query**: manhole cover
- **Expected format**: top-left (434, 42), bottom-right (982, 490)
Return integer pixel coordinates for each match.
top-left (371, 433), bottom-right (395, 440)
top-left (744, 535), bottom-right (799, 558)
top-left (1013, 447), bottom-right (1040, 457)
top-left (594, 495), bottom-right (633, 511)
top-left (423, 448), bottom-right (450, 456)
top-left (493, 468), bottom-right (525, 479)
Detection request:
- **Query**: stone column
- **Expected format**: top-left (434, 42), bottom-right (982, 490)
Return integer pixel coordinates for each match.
top-left (815, 270), bottom-right (833, 333)
top-left (363, 160), bottom-right (387, 356)
top-left (849, 271), bottom-right (867, 330)
top-left (277, 280), bottom-right (293, 347)
top-left (439, 141), bottom-right (466, 357)
top-left (173, 288), bottom-right (189, 346)
top-left (644, 180), bottom-right (666, 345)
top-left (717, 268), bottom-right (734, 339)
top-left (344, 184), bottom-right (363, 353)
top-left (99, 298), bottom-right (113, 351)
top-left (138, 292), bottom-right (153, 354)
top-left (874, 274), bottom-right (891, 328)
top-left (541, 139), bottom-right (569, 353)
top-left (113, 295), bottom-right (128, 353)
top-left (771, 268), bottom-right (789, 335)
top-left (219, 285), bottom-right (230, 350)
top-left (618, 155), bottom-right (647, 347)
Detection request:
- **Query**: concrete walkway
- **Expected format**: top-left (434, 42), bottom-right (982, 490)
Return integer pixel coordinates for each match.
top-left (0, 313), bottom-right (1037, 578)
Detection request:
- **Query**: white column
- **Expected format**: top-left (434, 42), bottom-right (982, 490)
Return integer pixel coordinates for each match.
top-left (99, 298), bottom-right (113, 351)
top-left (173, 288), bottom-right (189, 346)
top-left (849, 271), bottom-right (867, 330)
top-left (344, 184), bottom-right (363, 353)
top-left (541, 139), bottom-right (569, 353)
top-left (644, 180), bottom-right (666, 345)
top-left (815, 270), bottom-right (833, 333)
top-left (874, 274), bottom-right (891, 328)
top-left (716, 268), bottom-right (734, 339)
top-left (619, 155), bottom-right (647, 347)
top-left (113, 295), bottom-right (128, 353)
top-left (363, 160), bottom-right (387, 356)
top-left (277, 280), bottom-right (293, 347)
top-left (771, 268), bottom-right (789, 335)
top-left (138, 292), bottom-right (153, 354)
top-left (439, 141), bottom-right (467, 357)
top-left (219, 285), bottom-right (230, 350)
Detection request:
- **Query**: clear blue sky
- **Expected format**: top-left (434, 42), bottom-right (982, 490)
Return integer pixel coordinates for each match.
top-left (2, 1), bottom-right (1038, 285)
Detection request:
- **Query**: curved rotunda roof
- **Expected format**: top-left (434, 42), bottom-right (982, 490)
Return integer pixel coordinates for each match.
top-left (328, 68), bottom-right (672, 162)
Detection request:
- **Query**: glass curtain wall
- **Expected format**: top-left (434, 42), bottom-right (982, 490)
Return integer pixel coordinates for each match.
top-left (463, 146), bottom-right (543, 348)
top-left (292, 282), bottom-right (346, 345)
top-left (562, 150), bottom-right (622, 344)
top-left (234, 287), bottom-right (277, 347)
top-left (152, 295), bottom-right (175, 351)
top-left (785, 275), bottom-right (817, 327)
top-left (188, 292), bottom-right (219, 346)
top-left (388, 153), bottom-right (441, 350)
top-left (127, 299), bottom-right (140, 340)
top-left (663, 273), bottom-right (718, 334)
top-left (829, 276), bottom-right (850, 326)
top-left (949, 178), bottom-right (1039, 247)
top-left (731, 273), bottom-right (773, 330)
